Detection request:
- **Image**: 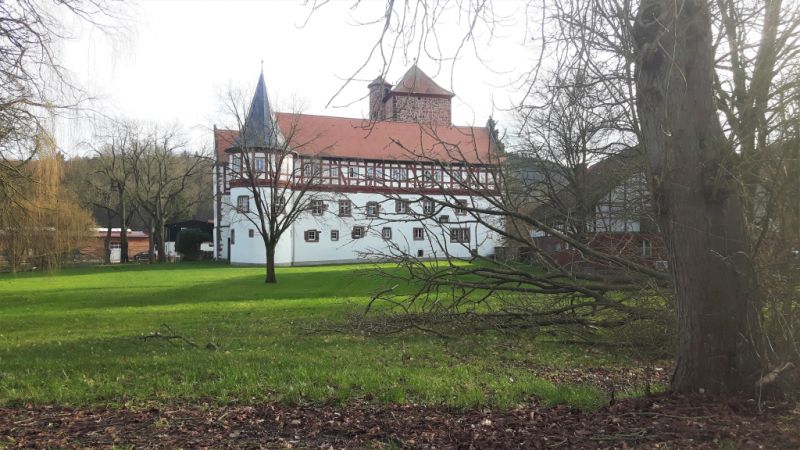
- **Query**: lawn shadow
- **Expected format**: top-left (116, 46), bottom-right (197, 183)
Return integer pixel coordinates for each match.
top-left (0, 264), bottom-right (410, 311)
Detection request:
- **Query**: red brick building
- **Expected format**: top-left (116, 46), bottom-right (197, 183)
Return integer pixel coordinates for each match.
top-left (82, 229), bottom-right (150, 263)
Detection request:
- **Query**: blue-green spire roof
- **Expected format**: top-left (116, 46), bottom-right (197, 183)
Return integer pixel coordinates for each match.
top-left (238, 71), bottom-right (280, 149)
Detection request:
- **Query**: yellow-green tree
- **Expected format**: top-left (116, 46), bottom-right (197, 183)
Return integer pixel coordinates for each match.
top-left (0, 131), bottom-right (95, 272)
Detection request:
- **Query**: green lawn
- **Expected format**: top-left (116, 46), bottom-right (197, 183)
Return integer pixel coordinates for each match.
top-left (0, 263), bottom-right (657, 410)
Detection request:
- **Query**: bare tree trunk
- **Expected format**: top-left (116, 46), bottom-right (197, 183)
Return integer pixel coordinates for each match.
top-left (104, 212), bottom-right (113, 264)
top-left (265, 242), bottom-right (277, 283)
top-left (634, 0), bottom-right (763, 393)
top-left (119, 190), bottom-right (129, 264)
top-left (148, 219), bottom-right (156, 264)
top-left (156, 215), bottom-right (167, 263)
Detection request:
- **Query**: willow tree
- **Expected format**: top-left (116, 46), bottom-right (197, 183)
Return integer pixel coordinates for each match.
top-left (0, 131), bottom-right (94, 272)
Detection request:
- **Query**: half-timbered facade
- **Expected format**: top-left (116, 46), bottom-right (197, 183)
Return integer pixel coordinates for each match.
top-left (503, 150), bottom-right (668, 270)
top-left (213, 65), bottom-right (502, 265)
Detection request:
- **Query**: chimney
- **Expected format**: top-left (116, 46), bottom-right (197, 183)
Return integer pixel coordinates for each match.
top-left (368, 76), bottom-right (391, 121)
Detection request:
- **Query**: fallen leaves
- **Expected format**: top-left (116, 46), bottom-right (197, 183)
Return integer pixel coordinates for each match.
top-left (0, 394), bottom-right (797, 449)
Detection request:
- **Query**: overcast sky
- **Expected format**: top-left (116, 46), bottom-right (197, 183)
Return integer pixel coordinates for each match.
top-left (57, 0), bottom-right (534, 156)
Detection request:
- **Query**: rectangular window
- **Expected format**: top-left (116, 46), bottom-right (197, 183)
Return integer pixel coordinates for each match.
top-left (231, 155), bottom-right (241, 173)
top-left (366, 201), bottom-right (380, 217)
top-left (351, 226), bottom-right (365, 239)
top-left (331, 230), bottom-right (339, 241)
top-left (255, 156), bottom-right (265, 173)
top-left (330, 165), bottom-right (339, 178)
top-left (413, 228), bottom-right (424, 241)
top-left (348, 167), bottom-right (360, 179)
top-left (230, 229), bottom-right (235, 245)
top-left (237, 195), bottom-right (249, 213)
top-left (338, 200), bottom-right (351, 217)
top-left (304, 230), bottom-right (319, 242)
top-left (272, 195), bottom-right (286, 215)
top-left (310, 200), bottom-right (325, 216)
top-left (641, 239), bottom-right (653, 257)
top-left (391, 167), bottom-right (407, 181)
top-left (439, 215), bottom-right (449, 223)
top-left (450, 228), bottom-right (470, 244)
top-left (422, 167), bottom-right (442, 184)
top-left (305, 162), bottom-right (321, 179)
top-left (248, 229), bottom-right (254, 238)
top-left (395, 199), bottom-right (409, 214)
top-left (454, 199), bottom-right (468, 215)
top-left (422, 199), bottom-right (435, 215)
top-left (382, 227), bottom-right (392, 240)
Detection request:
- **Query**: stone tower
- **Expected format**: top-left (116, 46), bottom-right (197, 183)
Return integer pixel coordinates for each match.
top-left (368, 65), bottom-right (454, 125)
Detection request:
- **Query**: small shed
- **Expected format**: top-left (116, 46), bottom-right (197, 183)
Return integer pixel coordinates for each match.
top-left (164, 220), bottom-right (214, 242)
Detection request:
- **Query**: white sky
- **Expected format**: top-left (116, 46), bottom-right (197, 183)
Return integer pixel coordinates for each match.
top-left (57, 0), bottom-right (535, 156)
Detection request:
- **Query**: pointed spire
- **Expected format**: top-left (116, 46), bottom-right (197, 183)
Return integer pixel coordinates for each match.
top-left (238, 70), bottom-right (280, 149)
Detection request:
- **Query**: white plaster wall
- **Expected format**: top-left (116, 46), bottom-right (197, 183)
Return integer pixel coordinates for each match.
top-left (227, 187), bottom-right (501, 266)
top-left (227, 186), bottom-right (294, 265)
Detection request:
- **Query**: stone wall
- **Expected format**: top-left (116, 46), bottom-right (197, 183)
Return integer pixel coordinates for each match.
top-left (386, 94), bottom-right (451, 125)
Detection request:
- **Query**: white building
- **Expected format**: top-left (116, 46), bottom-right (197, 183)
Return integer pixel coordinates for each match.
top-left (213, 65), bottom-right (502, 266)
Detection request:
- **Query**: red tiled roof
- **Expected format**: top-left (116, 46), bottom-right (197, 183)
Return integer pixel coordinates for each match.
top-left (215, 113), bottom-right (497, 164)
top-left (390, 65), bottom-right (454, 97)
top-left (214, 128), bottom-right (238, 162)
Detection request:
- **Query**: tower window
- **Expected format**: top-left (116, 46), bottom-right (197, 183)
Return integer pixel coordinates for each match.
top-left (236, 195), bottom-right (249, 213)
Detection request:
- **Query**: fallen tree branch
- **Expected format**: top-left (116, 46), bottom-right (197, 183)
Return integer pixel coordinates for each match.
top-left (755, 362), bottom-right (795, 389)
top-left (140, 324), bottom-right (198, 348)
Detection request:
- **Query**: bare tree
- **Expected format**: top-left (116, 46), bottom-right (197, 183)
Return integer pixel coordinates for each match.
top-left (65, 155), bottom-right (118, 263)
top-left (220, 75), bottom-right (328, 283)
top-left (309, 0), bottom-right (800, 394)
top-left (0, 0), bottom-right (121, 194)
top-left (87, 121), bottom-right (139, 263)
top-left (633, 0), bottom-right (764, 393)
top-left (127, 125), bottom-right (210, 262)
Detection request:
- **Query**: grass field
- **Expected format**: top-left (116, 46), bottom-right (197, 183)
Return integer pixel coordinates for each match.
top-left (0, 263), bottom-right (663, 410)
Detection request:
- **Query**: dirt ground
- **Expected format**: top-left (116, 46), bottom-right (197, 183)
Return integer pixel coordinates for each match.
top-left (2, 394), bottom-right (799, 449)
